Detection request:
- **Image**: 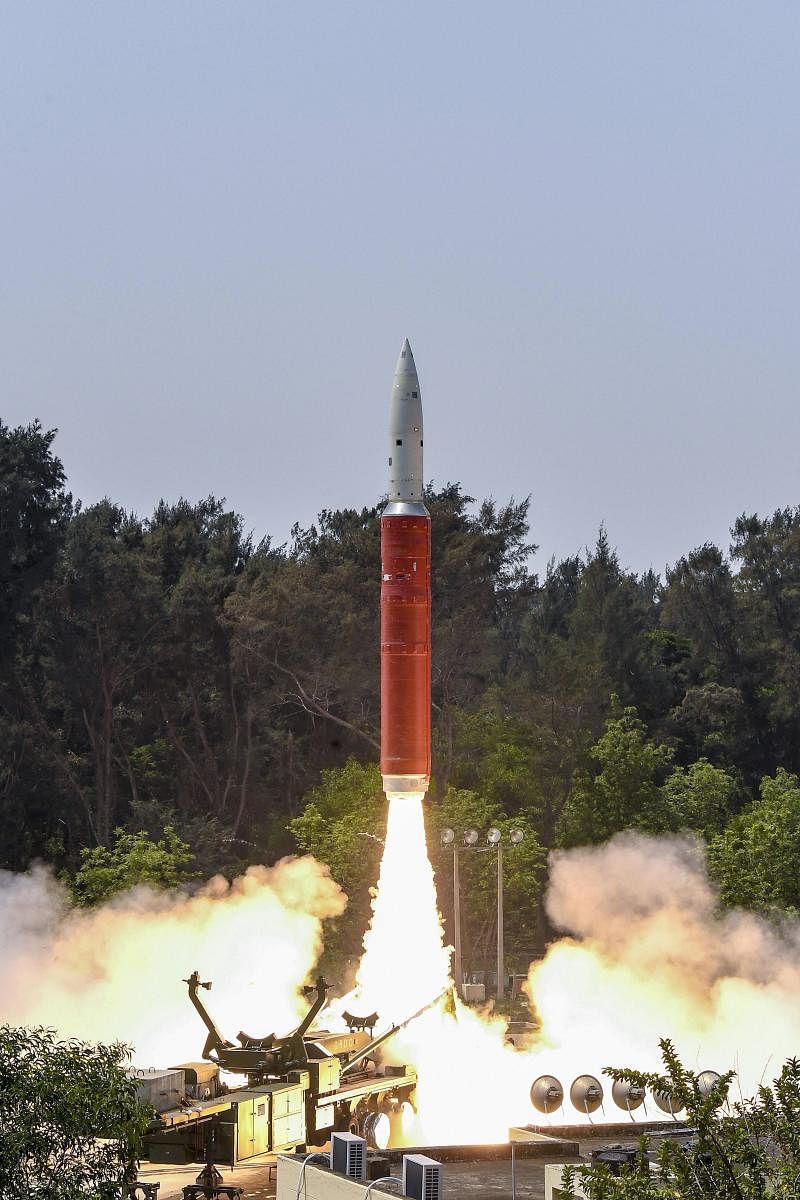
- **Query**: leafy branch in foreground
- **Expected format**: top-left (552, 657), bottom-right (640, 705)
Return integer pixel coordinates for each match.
top-left (560, 1038), bottom-right (800, 1198)
top-left (0, 1025), bottom-right (152, 1198)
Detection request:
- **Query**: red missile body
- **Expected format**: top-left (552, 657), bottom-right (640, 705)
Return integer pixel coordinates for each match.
top-left (380, 340), bottom-right (431, 797)
top-left (380, 511), bottom-right (431, 792)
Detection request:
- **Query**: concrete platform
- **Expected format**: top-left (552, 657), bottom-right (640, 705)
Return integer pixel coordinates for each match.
top-left (525, 1119), bottom-right (687, 1140)
top-left (136, 1126), bottom-right (689, 1200)
top-left (381, 1132), bottom-right (580, 1163)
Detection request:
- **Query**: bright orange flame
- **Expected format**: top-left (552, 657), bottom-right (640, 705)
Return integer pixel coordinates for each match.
top-left (347, 795), bottom-right (538, 1142)
top-left (353, 793), bottom-right (450, 1022)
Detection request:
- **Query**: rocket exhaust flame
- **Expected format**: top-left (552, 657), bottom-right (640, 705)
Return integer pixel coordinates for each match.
top-left (352, 794), bottom-right (450, 1023)
top-left (345, 794), bottom-right (537, 1144)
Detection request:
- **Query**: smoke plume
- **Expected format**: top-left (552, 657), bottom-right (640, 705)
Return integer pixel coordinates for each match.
top-left (5, 827), bottom-right (800, 1139)
top-left (0, 857), bottom-right (345, 1066)
top-left (528, 832), bottom-right (800, 1096)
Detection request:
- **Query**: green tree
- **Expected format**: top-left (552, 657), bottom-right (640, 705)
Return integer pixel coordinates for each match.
top-left (289, 759), bottom-right (385, 959)
top-left (0, 1025), bottom-right (150, 1198)
top-left (0, 420), bottom-right (73, 869)
top-left (520, 531), bottom-right (667, 736)
top-left (0, 418), bottom-right (72, 643)
top-left (32, 501), bottom-right (165, 847)
top-left (667, 682), bottom-right (750, 770)
top-left (564, 532), bottom-right (665, 721)
top-left (427, 486), bottom-right (536, 794)
top-left (448, 704), bottom-right (546, 819)
top-left (12, 426), bottom-right (800, 911)
top-left (708, 768), bottom-right (800, 912)
top-left (659, 542), bottom-right (763, 780)
top-left (730, 509), bottom-right (800, 775)
top-left (71, 825), bottom-right (196, 906)
top-left (562, 1039), bottom-right (800, 1198)
top-left (660, 758), bottom-right (741, 836)
top-left (514, 537), bottom-right (671, 847)
top-left (558, 703), bottom-right (677, 846)
top-left (145, 497), bottom-right (266, 840)
top-left (226, 505), bottom-right (384, 823)
top-left (661, 544), bottom-right (742, 682)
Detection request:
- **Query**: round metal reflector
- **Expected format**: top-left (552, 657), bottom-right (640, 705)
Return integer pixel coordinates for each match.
top-left (440, 827), bottom-right (455, 845)
top-left (362, 1109), bottom-right (391, 1149)
top-left (611, 1079), bottom-right (646, 1113)
top-left (510, 829), bottom-right (525, 844)
top-left (570, 1074), bottom-right (604, 1114)
top-left (700, 1075), bottom-right (724, 1099)
top-left (487, 827), bottom-right (502, 845)
top-left (530, 1074), bottom-right (564, 1114)
top-left (697, 1070), bottom-right (724, 1102)
top-left (652, 1089), bottom-right (684, 1116)
top-left (464, 829), bottom-right (479, 846)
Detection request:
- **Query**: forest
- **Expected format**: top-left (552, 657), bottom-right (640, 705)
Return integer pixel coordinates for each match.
top-left (3, 418), bottom-right (800, 973)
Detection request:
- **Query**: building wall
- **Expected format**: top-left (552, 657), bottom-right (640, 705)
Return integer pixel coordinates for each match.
top-left (277, 1156), bottom-right (399, 1200)
top-left (544, 1163), bottom-right (586, 1199)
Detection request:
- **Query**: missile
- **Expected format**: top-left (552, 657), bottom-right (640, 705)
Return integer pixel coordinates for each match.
top-left (380, 338), bottom-right (431, 797)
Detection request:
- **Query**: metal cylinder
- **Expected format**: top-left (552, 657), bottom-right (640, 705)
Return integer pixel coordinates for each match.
top-left (380, 508), bottom-right (431, 793)
top-left (530, 1075), bottom-right (564, 1114)
top-left (697, 1070), bottom-right (724, 1103)
top-left (570, 1075), bottom-right (604, 1114)
top-left (362, 1109), bottom-right (391, 1149)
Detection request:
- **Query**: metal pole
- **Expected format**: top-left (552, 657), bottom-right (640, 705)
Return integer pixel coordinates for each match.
top-left (496, 843), bottom-right (504, 1000)
top-left (511, 1138), bottom-right (516, 1200)
top-left (453, 847), bottom-right (463, 997)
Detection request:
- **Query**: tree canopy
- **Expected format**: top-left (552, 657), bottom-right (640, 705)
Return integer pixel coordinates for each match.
top-left (71, 824), bottom-right (196, 906)
top-left (0, 1025), bottom-right (150, 1198)
top-left (563, 1040), bottom-right (800, 1198)
top-left (3, 419), bottom-right (800, 960)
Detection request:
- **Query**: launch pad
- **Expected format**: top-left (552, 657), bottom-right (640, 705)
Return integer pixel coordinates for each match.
top-left (137, 962), bottom-right (714, 1172)
top-left (139, 973), bottom-right (444, 1166)
top-left (136, 1124), bottom-right (701, 1200)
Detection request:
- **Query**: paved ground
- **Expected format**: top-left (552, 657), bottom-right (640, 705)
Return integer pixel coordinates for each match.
top-left (136, 1133), bottom-right (651, 1200)
top-left (137, 1153), bottom-right (279, 1200)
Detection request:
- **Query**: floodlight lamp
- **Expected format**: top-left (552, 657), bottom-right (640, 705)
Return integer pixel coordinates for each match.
top-left (486, 827), bottom-right (502, 845)
top-left (464, 829), bottom-right (479, 846)
top-left (440, 827), bottom-right (455, 846)
top-left (510, 829), bottom-right (524, 844)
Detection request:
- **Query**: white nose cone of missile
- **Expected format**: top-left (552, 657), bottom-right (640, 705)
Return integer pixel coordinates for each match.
top-left (388, 338), bottom-right (424, 503)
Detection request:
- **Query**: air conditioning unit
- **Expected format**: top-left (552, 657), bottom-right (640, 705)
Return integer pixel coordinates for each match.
top-left (402, 1153), bottom-right (443, 1200)
top-left (330, 1131), bottom-right (367, 1180)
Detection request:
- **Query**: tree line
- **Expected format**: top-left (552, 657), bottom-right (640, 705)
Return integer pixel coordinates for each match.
top-left (3, 418), bottom-right (800, 968)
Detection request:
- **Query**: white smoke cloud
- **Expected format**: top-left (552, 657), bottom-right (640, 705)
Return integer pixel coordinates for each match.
top-left (528, 832), bottom-right (800, 1096)
top-left (6, 827), bottom-right (800, 1137)
top-left (0, 857), bottom-right (345, 1066)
